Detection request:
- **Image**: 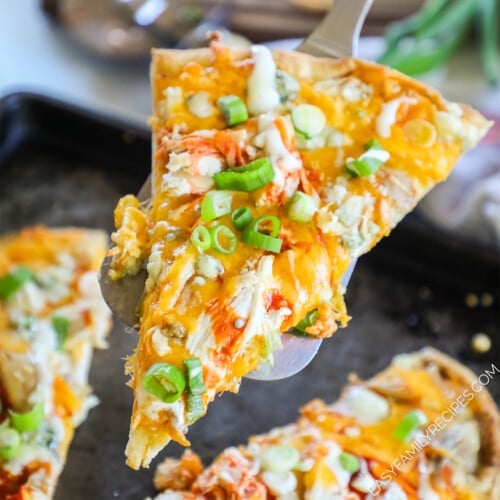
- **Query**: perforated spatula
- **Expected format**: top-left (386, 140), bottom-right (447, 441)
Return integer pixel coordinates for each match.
top-left (99, 0), bottom-right (374, 380)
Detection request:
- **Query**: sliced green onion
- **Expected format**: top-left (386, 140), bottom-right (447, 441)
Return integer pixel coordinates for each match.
top-left (183, 358), bottom-right (205, 395)
top-left (0, 267), bottom-right (35, 300)
top-left (365, 138), bottom-right (383, 150)
top-left (393, 409), bottom-right (428, 443)
top-left (345, 139), bottom-right (390, 178)
top-left (186, 393), bottom-right (205, 425)
top-left (142, 362), bottom-right (186, 403)
top-left (9, 402), bottom-right (44, 432)
top-left (190, 226), bottom-right (211, 252)
top-left (51, 316), bottom-right (69, 350)
top-left (209, 225), bottom-right (237, 255)
top-left (262, 445), bottom-right (300, 472)
top-left (0, 427), bottom-right (21, 460)
top-left (201, 191), bottom-right (232, 222)
top-left (251, 215), bottom-right (281, 237)
top-left (217, 95), bottom-right (248, 127)
top-left (231, 207), bottom-right (253, 231)
top-left (293, 309), bottom-right (319, 334)
top-left (242, 229), bottom-right (282, 253)
top-left (213, 158), bottom-right (274, 192)
top-left (287, 192), bottom-right (316, 223)
top-left (339, 452), bottom-right (360, 473)
top-left (291, 104), bottom-right (326, 138)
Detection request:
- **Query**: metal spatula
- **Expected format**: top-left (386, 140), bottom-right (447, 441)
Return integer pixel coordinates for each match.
top-left (99, 0), bottom-right (374, 380)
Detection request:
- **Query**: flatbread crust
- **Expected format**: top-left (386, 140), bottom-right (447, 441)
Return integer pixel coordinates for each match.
top-left (408, 348), bottom-right (499, 493)
top-left (0, 226), bottom-right (111, 499)
top-left (151, 348), bottom-right (499, 498)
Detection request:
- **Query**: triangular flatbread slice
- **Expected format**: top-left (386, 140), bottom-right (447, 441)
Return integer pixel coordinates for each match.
top-left (108, 37), bottom-right (491, 469)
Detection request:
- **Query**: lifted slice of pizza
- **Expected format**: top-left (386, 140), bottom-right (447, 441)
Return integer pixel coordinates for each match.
top-left (151, 349), bottom-right (499, 499)
top-left (0, 226), bottom-right (112, 499)
top-left (108, 37), bottom-right (492, 469)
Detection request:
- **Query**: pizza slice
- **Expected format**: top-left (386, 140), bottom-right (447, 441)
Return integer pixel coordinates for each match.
top-left (0, 226), bottom-right (112, 499)
top-left (150, 348), bottom-right (499, 499)
top-left (108, 36), bottom-right (492, 469)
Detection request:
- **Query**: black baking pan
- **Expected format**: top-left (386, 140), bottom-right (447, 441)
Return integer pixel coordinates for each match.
top-left (0, 93), bottom-right (498, 500)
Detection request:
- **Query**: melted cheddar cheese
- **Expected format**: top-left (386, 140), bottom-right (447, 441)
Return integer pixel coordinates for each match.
top-left (0, 226), bottom-right (111, 499)
top-left (150, 350), bottom-right (499, 500)
top-left (109, 37), bottom-right (491, 469)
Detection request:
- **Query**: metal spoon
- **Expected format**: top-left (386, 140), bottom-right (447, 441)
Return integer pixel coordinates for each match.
top-left (99, 0), bottom-right (374, 380)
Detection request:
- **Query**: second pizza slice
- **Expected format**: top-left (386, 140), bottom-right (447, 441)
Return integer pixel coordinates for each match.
top-left (108, 36), bottom-right (491, 469)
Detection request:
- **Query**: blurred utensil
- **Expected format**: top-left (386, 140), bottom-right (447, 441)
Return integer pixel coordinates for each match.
top-left (41, 0), bottom-right (228, 60)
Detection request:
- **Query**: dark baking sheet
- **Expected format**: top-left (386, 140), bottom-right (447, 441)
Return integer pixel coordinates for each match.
top-left (0, 94), bottom-right (498, 500)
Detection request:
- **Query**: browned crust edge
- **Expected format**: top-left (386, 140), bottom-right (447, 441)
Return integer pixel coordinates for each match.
top-left (150, 46), bottom-right (491, 136)
top-left (402, 347), bottom-right (499, 492)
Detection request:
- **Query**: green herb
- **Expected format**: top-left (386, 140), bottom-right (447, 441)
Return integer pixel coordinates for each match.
top-left (142, 362), bottom-right (186, 403)
top-left (0, 267), bottom-right (35, 299)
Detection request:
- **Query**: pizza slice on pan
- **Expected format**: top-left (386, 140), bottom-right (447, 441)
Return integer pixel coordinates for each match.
top-left (0, 226), bottom-right (112, 499)
top-left (151, 349), bottom-right (499, 499)
top-left (108, 36), bottom-right (492, 468)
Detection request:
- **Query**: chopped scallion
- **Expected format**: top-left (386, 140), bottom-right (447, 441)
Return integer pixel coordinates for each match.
top-left (183, 358), bottom-right (205, 395)
top-left (51, 316), bottom-right (69, 350)
top-left (231, 207), bottom-right (253, 231)
top-left (9, 402), bottom-right (44, 432)
top-left (0, 267), bottom-right (35, 300)
top-left (213, 158), bottom-right (274, 192)
top-left (251, 215), bottom-right (281, 238)
top-left (291, 104), bottom-right (326, 138)
top-left (0, 427), bottom-right (21, 460)
top-left (217, 95), bottom-right (248, 127)
top-left (345, 139), bottom-right (390, 178)
top-left (339, 452), bottom-right (360, 473)
top-left (201, 191), bottom-right (232, 222)
top-left (287, 192), bottom-right (316, 222)
top-left (186, 393), bottom-right (205, 425)
top-left (190, 226), bottom-right (211, 252)
top-left (209, 225), bottom-right (237, 255)
top-left (293, 309), bottom-right (319, 335)
top-left (261, 445), bottom-right (300, 472)
top-left (142, 362), bottom-right (186, 403)
top-left (393, 409), bottom-right (428, 443)
top-left (242, 229), bottom-right (282, 253)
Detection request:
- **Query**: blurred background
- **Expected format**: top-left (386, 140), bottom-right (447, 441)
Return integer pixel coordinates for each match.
top-left (1, 0), bottom-right (428, 126)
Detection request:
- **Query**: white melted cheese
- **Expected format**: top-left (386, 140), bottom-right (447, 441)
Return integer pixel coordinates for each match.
top-left (146, 242), bottom-right (164, 292)
top-left (137, 385), bottom-right (185, 427)
top-left (162, 151), bottom-right (222, 196)
top-left (325, 442), bottom-right (352, 490)
top-left (195, 254), bottom-right (224, 280)
top-left (383, 482), bottom-right (408, 499)
top-left (261, 470), bottom-right (297, 496)
top-left (376, 96), bottom-right (418, 138)
top-left (247, 45), bottom-right (280, 116)
top-left (254, 114), bottom-right (301, 201)
top-left (417, 458), bottom-right (440, 500)
top-left (317, 186), bottom-right (379, 257)
top-left (314, 77), bottom-right (373, 103)
top-left (333, 386), bottom-right (389, 425)
top-left (186, 91), bottom-right (216, 118)
top-left (149, 326), bottom-right (172, 357)
top-left (159, 86), bottom-right (183, 120)
top-left (296, 126), bottom-right (350, 151)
